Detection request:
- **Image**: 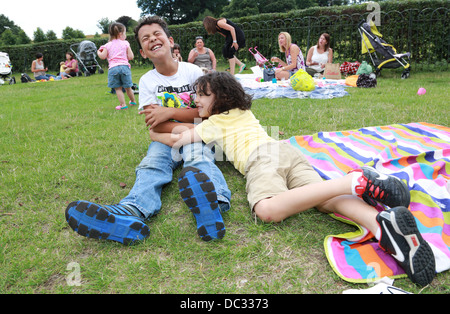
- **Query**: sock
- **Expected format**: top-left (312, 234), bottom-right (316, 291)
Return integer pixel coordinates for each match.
top-left (351, 170), bottom-right (364, 196)
top-left (374, 227), bottom-right (381, 241)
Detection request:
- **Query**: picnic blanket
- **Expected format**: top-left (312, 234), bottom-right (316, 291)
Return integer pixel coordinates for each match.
top-left (235, 73), bottom-right (349, 100)
top-left (287, 122), bottom-right (450, 283)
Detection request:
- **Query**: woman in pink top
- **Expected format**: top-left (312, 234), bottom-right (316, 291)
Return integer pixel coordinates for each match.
top-left (98, 22), bottom-right (137, 110)
top-left (60, 52), bottom-right (79, 77)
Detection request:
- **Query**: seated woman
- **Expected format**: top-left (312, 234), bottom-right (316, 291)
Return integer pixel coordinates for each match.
top-left (271, 32), bottom-right (305, 80)
top-left (31, 52), bottom-right (57, 81)
top-left (188, 36), bottom-right (217, 73)
top-left (60, 52), bottom-right (79, 77)
top-left (306, 33), bottom-right (333, 77)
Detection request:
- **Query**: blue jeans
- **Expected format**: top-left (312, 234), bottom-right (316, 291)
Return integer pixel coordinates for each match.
top-left (35, 74), bottom-right (57, 80)
top-left (120, 141), bottom-right (231, 219)
top-left (108, 65), bottom-right (133, 89)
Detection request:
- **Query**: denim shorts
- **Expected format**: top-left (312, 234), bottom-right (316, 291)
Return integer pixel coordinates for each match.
top-left (108, 65), bottom-right (133, 89)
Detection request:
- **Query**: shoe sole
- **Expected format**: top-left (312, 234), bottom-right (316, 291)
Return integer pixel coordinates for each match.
top-left (65, 201), bottom-right (150, 245)
top-left (389, 207), bottom-right (436, 286)
top-left (178, 166), bottom-right (225, 241)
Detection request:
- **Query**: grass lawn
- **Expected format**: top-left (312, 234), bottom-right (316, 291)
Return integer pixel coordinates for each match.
top-left (0, 65), bottom-right (449, 295)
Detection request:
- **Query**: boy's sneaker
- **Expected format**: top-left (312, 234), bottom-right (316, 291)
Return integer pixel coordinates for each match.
top-left (376, 206), bottom-right (436, 286)
top-left (353, 166), bottom-right (410, 208)
top-left (178, 166), bottom-right (225, 241)
top-left (65, 201), bottom-right (150, 245)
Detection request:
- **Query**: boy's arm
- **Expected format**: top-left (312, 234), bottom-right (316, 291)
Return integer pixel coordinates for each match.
top-left (139, 105), bottom-right (200, 129)
top-left (149, 127), bottom-right (202, 148)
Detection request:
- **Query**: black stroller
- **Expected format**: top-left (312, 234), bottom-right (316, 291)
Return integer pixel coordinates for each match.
top-left (70, 41), bottom-right (104, 76)
top-left (358, 21), bottom-right (411, 79)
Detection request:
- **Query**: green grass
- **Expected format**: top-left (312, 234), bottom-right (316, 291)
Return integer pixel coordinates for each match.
top-left (0, 66), bottom-right (449, 295)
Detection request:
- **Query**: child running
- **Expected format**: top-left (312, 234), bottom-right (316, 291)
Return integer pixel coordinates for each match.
top-left (149, 71), bottom-right (436, 287)
top-left (98, 22), bottom-right (137, 110)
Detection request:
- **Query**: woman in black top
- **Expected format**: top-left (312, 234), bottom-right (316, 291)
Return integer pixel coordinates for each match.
top-left (203, 16), bottom-right (246, 75)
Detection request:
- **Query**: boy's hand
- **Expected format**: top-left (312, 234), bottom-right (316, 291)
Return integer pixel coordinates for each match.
top-left (140, 105), bottom-right (174, 128)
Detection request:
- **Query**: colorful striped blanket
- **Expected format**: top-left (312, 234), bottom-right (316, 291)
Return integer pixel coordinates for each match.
top-left (288, 122), bottom-right (450, 283)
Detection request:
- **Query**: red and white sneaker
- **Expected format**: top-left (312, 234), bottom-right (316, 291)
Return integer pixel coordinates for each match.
top-left (376, 206), bottom-right (436, 286)
top-left (352, 166), bottom-right (411, 208)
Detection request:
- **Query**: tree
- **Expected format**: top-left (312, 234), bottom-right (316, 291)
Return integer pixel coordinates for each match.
top-left (97, 17), bottom-right (112, 34)
top-left (0, 14), bottom-right (21, 36)
top-left (137, 0), bottom-right (228, 24)
top-left (16, 30), bottom-right (31, 45)
top-left (222, 0), bottom-right (297, 18)
top-left (62, 26), bottom-right (85, 39)
top-left (1, 28), bottom-right (16, 45)
top-left (46, 30), bottom-right (58, 41)
top-left (116, 16), bottom-right (138, 33)
top-left (0, 14), bottom-right (31, 45)
top-left (295, 0), bottom-right (319, 10)
top-left (33, 27), bottom-right (47, 42)
top-left (221, 0), bottom-right (259, 18)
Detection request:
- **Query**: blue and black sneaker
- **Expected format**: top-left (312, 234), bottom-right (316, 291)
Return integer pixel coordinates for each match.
top-left (65, 201), bottom-right (150, 245)
top-left (178, 166), bottom-right (225, 241)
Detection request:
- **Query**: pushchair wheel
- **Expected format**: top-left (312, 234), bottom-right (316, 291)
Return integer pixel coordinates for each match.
top-left (10, 77), bottom-right (16, 85)
top-left (375, 69), bottom-right (381, 77)
top-left (84, 71), bottom-right (91, 77)
top-left (99, 68), bottom-right (104, 74)
top-left (401, 70), bottom-right (410, 79)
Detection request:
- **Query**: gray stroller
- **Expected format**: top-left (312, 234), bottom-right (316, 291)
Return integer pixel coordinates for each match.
top-left (70, 41), bottom-right (104, 76)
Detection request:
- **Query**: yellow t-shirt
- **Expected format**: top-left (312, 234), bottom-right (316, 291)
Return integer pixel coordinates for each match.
top-left (195, 108), bottom-right (275, 175)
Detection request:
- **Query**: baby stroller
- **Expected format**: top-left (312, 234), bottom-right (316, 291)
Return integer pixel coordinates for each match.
top-left (70, 41), bottom-right (104, 77)
top-left (249, 46), bottom-right (272, 67)
top-left (0, 52), bottom-right (16, 85)
top-left (358, 21), bottom-right (411, 79)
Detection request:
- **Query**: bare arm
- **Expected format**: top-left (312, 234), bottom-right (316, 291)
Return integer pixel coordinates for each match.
top-left (151, 121), bottom-right (194, 134)
top-left (97, 46), bottom-right (108, 59)
top-left (139, 105), bottom-right (200, 129)
top-left (209, 49), bottom-right (217, 70)
top-left (127, 46), bottom-right (134, 60)
top-left (217, 18), bottom-right (239, 50)
top-left (187, 49), bottom-right (198, 63)
top-left (328, 48), bottom-right (333, 63)
top-left (306, 47), bottom-right (315, 66)
top-left (149, 127), bottom-right (202, 148)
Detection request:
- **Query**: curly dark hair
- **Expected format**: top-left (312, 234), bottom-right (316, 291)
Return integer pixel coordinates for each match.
top-left (194, 71), bottom-right (252, 115)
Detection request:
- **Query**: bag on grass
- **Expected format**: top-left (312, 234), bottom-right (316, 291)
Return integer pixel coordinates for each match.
top-left (345, 75), bottom-right (359, 87)
top-left (340, 61), bottom-right (361, 75)
top-left (324, 63), bottom-right (341, 79)
top-left (356, 61), bottom-right (372, 75)
top-left (263, 66), bottom-right (275, 82)
top-left (21, 73), bottom-right (34, 83)
top-left (356, 73), bottom-right (377, 88)
top-left (290, 69), bottom-right (315, 91)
